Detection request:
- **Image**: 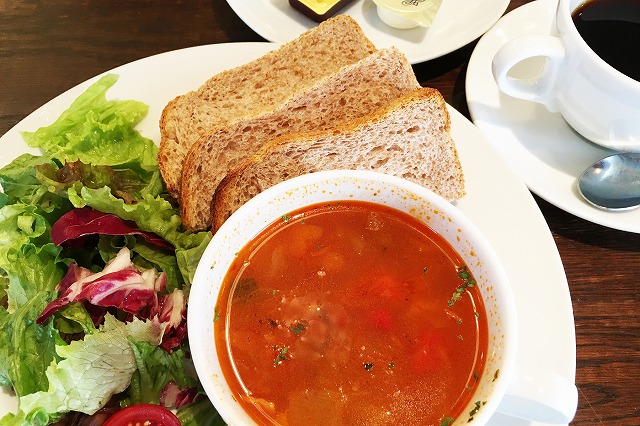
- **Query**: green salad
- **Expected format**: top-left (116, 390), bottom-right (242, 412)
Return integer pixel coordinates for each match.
top-left (0, 74), bottom-right (223, 425)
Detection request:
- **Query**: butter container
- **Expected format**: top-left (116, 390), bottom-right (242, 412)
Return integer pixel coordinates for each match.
top-left (289, 0), bottom-right (355, 22)
top-left (372, 0), bottom-right (444, 29)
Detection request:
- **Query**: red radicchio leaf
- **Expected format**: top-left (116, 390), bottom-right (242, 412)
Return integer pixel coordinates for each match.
top-left (149, 289), bottom-right (187, 352)
top-left (160, 382), bottom-right (199, 409)
top-left (152, 290), bottom-right (185, 328)
top-left (83, 302), bottom-right (109, 327)
top-left (38, 247), bottom-right (186, 353)
top-left (51, 207), bottom-right (174, 251)
top-left (37, 247), bottom-right (163, 324)
top-left (57, 262), bottom-right (93, 293)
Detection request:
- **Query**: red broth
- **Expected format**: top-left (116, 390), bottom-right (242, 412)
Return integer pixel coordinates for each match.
top-left (214, 201), bottom-right (488, 426)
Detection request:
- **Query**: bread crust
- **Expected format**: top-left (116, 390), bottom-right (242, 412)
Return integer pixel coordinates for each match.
top-left (210, 88), bottom-right (465, 232)
top-left (179, 47), bottom-right (421, 230)
top-left (158, 15), bottom-right (376, 197)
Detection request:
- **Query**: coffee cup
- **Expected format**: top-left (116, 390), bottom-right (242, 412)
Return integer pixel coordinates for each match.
top-left (492, 0), bottom-right (640, 152)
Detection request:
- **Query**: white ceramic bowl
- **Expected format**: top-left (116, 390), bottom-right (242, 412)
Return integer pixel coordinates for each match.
top-left (188, 170), bottom-right (517, 426)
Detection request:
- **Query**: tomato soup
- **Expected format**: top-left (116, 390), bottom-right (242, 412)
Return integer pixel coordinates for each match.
top-left (214, 201), bottom-right (488, 426)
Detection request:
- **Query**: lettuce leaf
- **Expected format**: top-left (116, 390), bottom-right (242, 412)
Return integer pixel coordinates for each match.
top-left (68, 186), bottom-right (206, 249)
top-left (0, 154), bottom-right (59, 208)
top-left (127, 342), bottom-right (196, 406)
top-left (51, 208), bottom-right (173, 250)
top-left (0, 165), bottom-right (67, 400)
top-left (176, 398), bottom-right (226, 426)
top-left (20, 74), bottom-right (158, 174)
top-left (35, 161), bottom-right (162, 204)
top-left (67, 186), bottom-right (211, 288)
top-left (0, 204), bottom-right (56, 274)
top-left (131, 244), bottom-right (182, 292)
top-left (0, 243), bottom-right (64, 397)
top-left (0, 291), bottom-right (59, 395)
top-left (18, 315), bottom-right (165, 416)
top-left (0, 407), bottom-right (58, 426)
top-left (0, 73), bottom-right (215, 424)
top-left (4, 243), bottom-right (62, 313)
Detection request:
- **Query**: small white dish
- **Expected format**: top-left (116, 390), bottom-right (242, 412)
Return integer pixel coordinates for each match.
top-left (466, 0), bottom-right (640, 233)
top-left (225, 0), bottom-right (510, 64)
top-left (189, 170), bottom-right (518, 425)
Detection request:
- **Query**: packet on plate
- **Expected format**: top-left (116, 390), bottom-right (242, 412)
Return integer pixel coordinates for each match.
top-left (372, 0), bottom-right (444, 29)
top-left (288, 0), bottom-right (355, 22)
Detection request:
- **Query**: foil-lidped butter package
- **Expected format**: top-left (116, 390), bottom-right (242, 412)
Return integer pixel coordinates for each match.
top-left (372, 0), bottom-right (444, 29)
top-left (289, 0), bottom-right (356, 22)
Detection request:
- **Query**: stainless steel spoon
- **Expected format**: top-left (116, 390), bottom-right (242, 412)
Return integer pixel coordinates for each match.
top-left (578, 153), bottom-right (640, 211)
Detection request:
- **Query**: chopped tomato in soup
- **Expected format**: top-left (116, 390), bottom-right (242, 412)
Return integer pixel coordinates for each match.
top-left (214, 201), bottom-right (488, 425)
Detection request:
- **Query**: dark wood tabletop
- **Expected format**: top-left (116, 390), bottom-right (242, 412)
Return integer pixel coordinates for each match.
top-left (2, 1), bottom-right (639, 424)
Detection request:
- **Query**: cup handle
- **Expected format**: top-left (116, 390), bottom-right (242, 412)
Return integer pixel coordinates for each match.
top-left (497, 366), bottom-right (578, 424)
top-left (491, 34), bottom-right (566, 112)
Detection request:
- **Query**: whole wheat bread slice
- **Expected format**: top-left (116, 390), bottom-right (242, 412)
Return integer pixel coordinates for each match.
top-left (210, 88), bottom-right (465, 232)
top-left (158, 15), bottom-right (376, 197)
top-left (179, 47), bottom-right (421, 230)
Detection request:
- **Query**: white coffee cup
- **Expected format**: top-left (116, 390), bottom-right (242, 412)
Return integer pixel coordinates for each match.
top-left (492, 0), bottom-right (640, 152)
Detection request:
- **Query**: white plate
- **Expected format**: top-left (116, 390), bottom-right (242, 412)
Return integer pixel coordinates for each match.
top-left (466, 0), bottom-right (640, 234)
top-left (0, 43), bottom-right (575, 425)
top-left (225, 0), bottom-right (510, 64)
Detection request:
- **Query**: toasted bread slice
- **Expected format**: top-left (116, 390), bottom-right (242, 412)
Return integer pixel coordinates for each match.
top-left (158, 15), bottom-right (376, 197)
top-left (179, 47), bottom-right (421, 230)
top-left (211, 88), bottom-right (465, 232)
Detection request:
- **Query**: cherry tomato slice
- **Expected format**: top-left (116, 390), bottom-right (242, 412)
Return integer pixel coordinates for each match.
top-left (103, 404), bottom-right (181, 426)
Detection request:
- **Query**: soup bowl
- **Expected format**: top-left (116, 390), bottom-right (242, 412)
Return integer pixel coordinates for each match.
top-left (188, 170), bottom-right (517, 425)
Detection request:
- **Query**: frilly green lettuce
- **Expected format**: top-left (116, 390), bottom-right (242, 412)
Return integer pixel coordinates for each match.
top-left (0, 74), bottom-right (214, 424)
top-left (15, 315), bottom-right (165, 420)
top-left (20, 74), bottom-right (157, 174)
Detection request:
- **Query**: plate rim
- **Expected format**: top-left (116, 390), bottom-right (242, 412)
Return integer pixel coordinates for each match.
top-left (1, 41), bottom-right (575, 424)
top-left (465, 0), bottom-right (640, 234)
top-left (225, 0), bottom-right (510, 64)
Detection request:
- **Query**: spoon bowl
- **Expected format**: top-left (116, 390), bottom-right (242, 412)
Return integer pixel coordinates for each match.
top-left (578, 153), bottom-right (640, 211)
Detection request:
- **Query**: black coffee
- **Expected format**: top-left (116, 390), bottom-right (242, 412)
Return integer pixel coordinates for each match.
top-left (571, 0), bottom-right (640, 82)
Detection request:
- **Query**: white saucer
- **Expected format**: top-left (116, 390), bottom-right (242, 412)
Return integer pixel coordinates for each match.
top-left (466, 0), bottom-right (640, 234)
top-left (226, 0), bottom-right (509, 64)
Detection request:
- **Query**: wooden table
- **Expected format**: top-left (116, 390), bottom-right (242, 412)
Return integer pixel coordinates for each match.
top-left (1, 1), bottom-right (639, 424)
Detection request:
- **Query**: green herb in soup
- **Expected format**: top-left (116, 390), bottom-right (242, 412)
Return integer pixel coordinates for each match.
top-left (215, 201), bottom-right (489, 426)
